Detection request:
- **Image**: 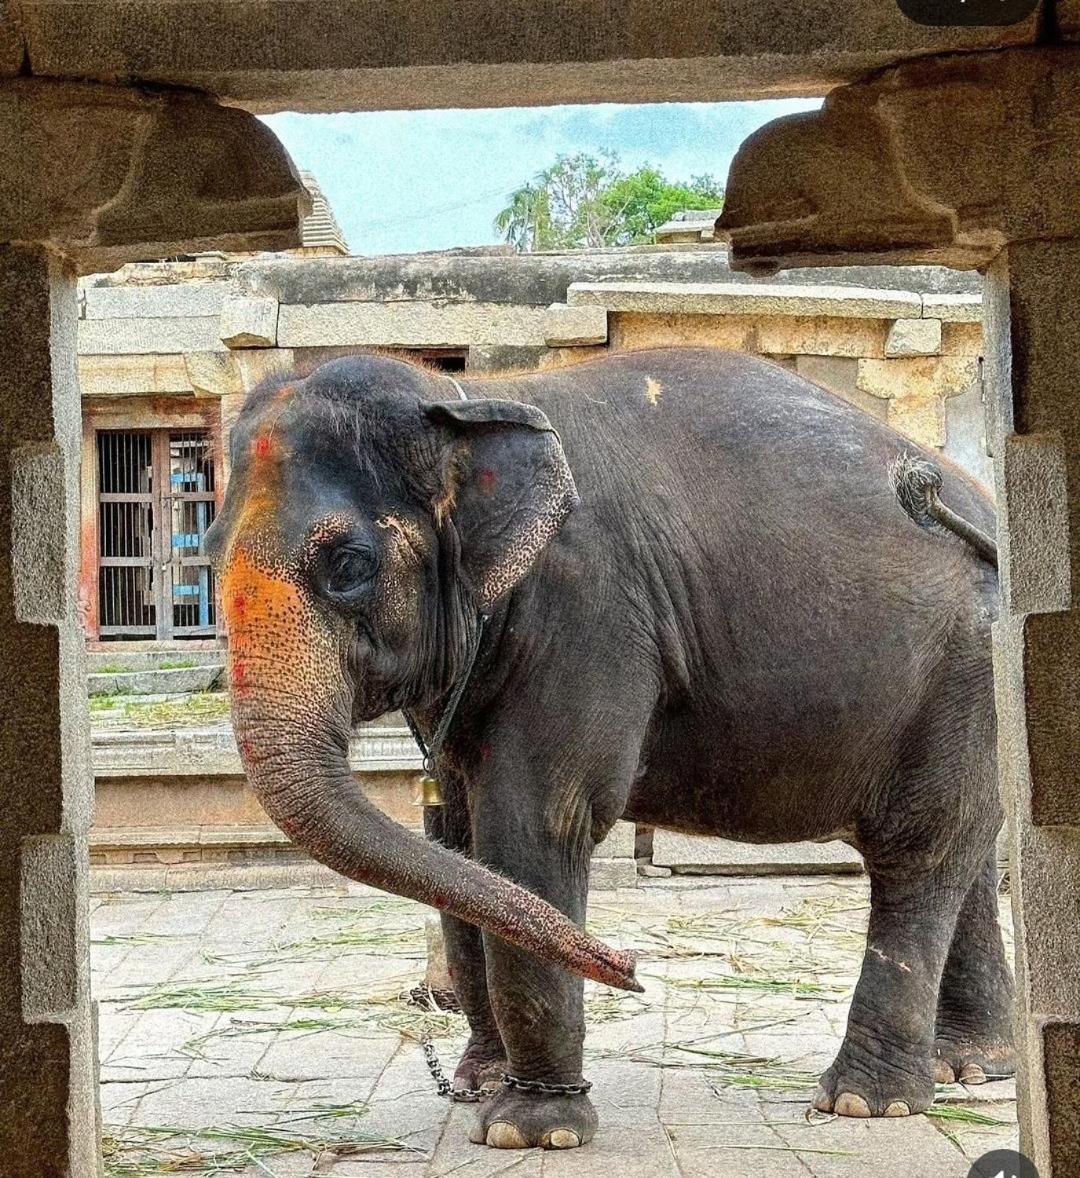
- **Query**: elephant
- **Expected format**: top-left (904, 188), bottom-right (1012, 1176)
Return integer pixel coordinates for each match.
top-left (204, 346), bottom-right (1012, 1151)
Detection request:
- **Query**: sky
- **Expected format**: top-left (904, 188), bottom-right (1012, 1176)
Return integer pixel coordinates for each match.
top-left (262, 100), bottom-right (821, 257)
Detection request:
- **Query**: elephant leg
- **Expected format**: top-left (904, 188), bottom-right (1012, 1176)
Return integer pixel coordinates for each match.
top-left (423, 776), bottom-right (506, 1094)
top-left (932, 852), bottom-right (1015, 1085)
top-left (462, 731), bottom-right (636, 1151)
top-left (816, 701), bottom-right (1000, 1117)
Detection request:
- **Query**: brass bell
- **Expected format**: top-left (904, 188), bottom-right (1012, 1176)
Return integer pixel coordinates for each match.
top-left (414, 774), bottom-right (445, 807)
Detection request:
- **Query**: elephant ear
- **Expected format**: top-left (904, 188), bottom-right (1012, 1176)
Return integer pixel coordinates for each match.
top-left (423, 398), bottom-right (579, 610)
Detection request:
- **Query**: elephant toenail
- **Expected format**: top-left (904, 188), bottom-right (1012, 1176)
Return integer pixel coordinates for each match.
top-left (933, 1059), bottom-right (956, 1084)
top-left (812, 1085), bottom-right (834, 1112)
top-left (542, 1129), bottom-right (581, 1149)
top-left (834, 1093), bottom-right (872, 1117)
top-left (960, 1064), bottom-right (987, 1085)
top-left (487, 1122), bottom-right (530, 1149)
top-left (884, 1101), bottom-right (911, 1117)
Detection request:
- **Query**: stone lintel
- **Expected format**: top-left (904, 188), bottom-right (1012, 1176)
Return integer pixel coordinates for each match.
top-left (0, 79), bottom-right (308, 271)
top-left (14, 2), bottom-right (1038, 111)
top-left (720, 47), bottom-right (1080, 274)
top-left (567, 280), bottom-right (923, 320)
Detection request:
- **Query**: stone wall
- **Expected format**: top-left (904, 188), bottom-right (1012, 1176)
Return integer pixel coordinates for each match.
top-left (77, 245), bottom-right (989, 489)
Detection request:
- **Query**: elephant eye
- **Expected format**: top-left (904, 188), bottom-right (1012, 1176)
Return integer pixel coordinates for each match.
top-left (322, 542), bottom-right (379, 598)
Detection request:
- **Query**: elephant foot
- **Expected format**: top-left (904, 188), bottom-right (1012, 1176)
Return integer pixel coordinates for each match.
top-left (468, 1084), bottom-right (598, 1149)
top-left (453, 1036), bottom-right (508, 1097)
top-left (932, 1036), bottom-right (1015, 1086)
top-left (813, 1040), bottom-right (935, 1118)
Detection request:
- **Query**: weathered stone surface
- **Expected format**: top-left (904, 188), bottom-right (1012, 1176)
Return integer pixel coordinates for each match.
top-left (79, 316), bottom-right (223, 356)
top-left (568, 279), bottom-right (922, 320)
top-left (888, 394), bottom-right (946, 448)
top-left (609, 311), bottom-right (755, 353)
top-left (88, 665), bottom-right (222, 697)
top-left (721, 49), bottom-right (1080, 273)
top-left (885, 316), bottom-right (941, 357)
top-left (16, 1), bottom-right (1035, 111)
top-left (985, 242), bottom-right (1080, 1174)
top-left (79, 352), bottom-right (192, 396)
top-left (82, 282), bottom-right (230, 320)
top-left (1043, 1021), bottom-right (1080, 1168)
top-left (941, 321), bottom-right (984, 357)
top-left (278, 300), bottom-right (557, 348)
top-left (219, 296), bottom-right (279, 349)
top-left (651, 831), bottom-right (863, 874)
top-left (1017, 611), bottom-right (1080, 827)
top-left (998, 432), bottom-right (1071, 616)
top-left (856, 355), bottom-right (978, 400)
top-left (923, 292), bottom-right (983, 323)
top-left (595, 820), bottom-right (636, 859)
top-left (0, 245), bottom-right (97, 1176)
top-left (0, 3), bottom-right (24, 76)
top-left (755, 314), bottom-right (888, 358)
top-left (0, 79), bottom-right (307, 271)
top-left (944, 381), bottom-right (993, 489)
top-left (543, 302), bottom-right (607, 346)
top-left (796, 355), bottom-right (889, 421)
top-left (237, 249), bottom-right (979, 308)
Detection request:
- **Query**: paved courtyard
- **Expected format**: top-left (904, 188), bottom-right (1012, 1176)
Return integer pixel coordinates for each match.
top-left (93, 875), bottom-right (1017, 1178)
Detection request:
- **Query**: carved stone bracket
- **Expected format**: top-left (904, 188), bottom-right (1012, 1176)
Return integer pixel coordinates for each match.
top-left (0, 79), bottom-right (310, 272)
top-left (719, 48), bottom-right (1080, 274)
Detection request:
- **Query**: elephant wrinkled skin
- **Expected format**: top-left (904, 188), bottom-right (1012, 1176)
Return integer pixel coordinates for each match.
top-left (205, 348), bottom-right (1012, 1150)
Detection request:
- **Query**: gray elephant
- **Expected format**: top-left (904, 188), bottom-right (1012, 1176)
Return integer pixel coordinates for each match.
top-left (205, 347), bottom-right (1011, 1150)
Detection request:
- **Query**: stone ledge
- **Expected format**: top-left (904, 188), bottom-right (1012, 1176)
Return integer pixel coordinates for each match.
top-left (922, 293), bottom-right (983, 323)
top-left (567, 280), bottom-right (924, 320)
top-left (92, 724), bottom-right (424, 777)
top-left (651, 831), bottom-right (864, 874)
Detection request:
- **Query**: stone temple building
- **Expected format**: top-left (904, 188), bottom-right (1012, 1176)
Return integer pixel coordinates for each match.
top-left (3, 8), bottom-right (1080, 1177)
top-left (81, 187), bottom-right (994, 888)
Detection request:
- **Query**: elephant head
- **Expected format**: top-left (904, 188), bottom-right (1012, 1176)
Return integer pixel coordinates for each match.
top-left (204, 355), bottom-right (639, 992)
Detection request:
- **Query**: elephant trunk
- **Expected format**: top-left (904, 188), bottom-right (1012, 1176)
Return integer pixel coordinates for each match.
top-left (223, 548), bottom-right (641, 993)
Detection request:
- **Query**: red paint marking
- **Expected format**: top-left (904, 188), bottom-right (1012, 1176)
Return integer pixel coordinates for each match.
top-left (480, 742), bottom-right (493, 762)
top-left (477, 467), bottom-right (497, 492)
top-left (231, 592), bottom-right (247, 613)
top-left (254, 435), bottom-right (272, 459)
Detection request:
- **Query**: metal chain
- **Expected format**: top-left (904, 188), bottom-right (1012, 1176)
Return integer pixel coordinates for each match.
top-left (407, 983), bottom-right (487, 1103)
top-left (502, 1074), bottom-right (593, 1097)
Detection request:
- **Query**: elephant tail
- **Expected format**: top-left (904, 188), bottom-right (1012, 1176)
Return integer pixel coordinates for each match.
top-left (890, 454), bottom-right (998, 569)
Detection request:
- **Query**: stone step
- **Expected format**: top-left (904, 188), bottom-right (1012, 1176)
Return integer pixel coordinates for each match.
top-left (651, 830), bottom-right (864, 875)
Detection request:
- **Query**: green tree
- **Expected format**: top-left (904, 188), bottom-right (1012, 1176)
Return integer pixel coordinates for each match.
top-left (491, 182), bottom-right (554, 252)
top-left (494, 153), bottom-right (724, 251)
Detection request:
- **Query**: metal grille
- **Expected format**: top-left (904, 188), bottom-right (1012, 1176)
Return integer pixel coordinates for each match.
top-left (168, 431), bottom-right (217, 637)
top-left (96, 428), bottom-right (217, 640)
top-left (97, 430), bottom-right (156, 637)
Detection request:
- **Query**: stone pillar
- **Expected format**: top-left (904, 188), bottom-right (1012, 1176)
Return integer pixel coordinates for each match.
top-left (717, 47), bottom-right (1080, 1178)
top-left (0, 78), bottom-right (308, 1176)
top-left (985, 243), bottom-right (1080, 1174)
top-left (0, 244), bottom-right (98, 1176)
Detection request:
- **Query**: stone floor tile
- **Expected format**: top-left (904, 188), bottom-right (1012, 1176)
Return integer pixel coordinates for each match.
top-left (542, 1124), bottom-right (678, 1178)
top-left (131, 1074), bottom-right (296, 1127)
top-left (100, 1008), bottom-right (215, 1081)
top-left (143, 890), bottom-right (231, 936)
top-left (768, 1109), bottom-right (971, 1178)
top-left (258, 1028), bottom-right (401, 1083)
